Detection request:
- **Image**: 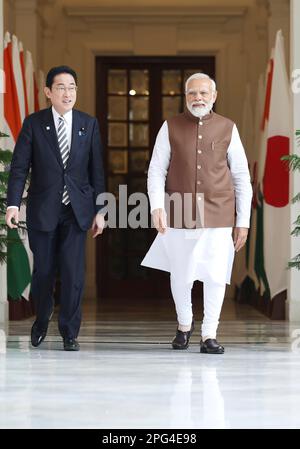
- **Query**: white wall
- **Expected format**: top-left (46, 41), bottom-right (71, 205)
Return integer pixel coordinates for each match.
top-left (40, 0), bottom-right (268, 126)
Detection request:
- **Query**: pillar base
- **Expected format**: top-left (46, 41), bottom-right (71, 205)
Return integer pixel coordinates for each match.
top-left (286, 300), bottom-right (300, 323)
top-left (0, 300), bottom-right (8, 325)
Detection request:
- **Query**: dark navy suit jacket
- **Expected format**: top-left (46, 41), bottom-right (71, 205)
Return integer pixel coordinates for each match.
top-left (7, 107), bottom-right (105, 232)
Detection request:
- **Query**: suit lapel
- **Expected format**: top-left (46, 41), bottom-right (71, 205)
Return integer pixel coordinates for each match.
top-left (41, 108), bottom-right (64, 169)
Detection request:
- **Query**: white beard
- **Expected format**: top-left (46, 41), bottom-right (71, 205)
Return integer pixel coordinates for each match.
top-left (187, 100), bottom-right (214, 118)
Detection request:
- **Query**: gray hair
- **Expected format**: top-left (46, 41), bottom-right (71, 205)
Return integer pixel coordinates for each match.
top-left (185, 73), bottom-right (217, 93)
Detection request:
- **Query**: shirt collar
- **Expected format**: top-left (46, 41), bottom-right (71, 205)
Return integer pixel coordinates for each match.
top-left (52, 106), bottom-right (73, 127)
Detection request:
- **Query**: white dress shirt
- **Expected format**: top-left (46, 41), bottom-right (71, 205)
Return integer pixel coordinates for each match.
top-left (52, 106), bottom-right (73, 151)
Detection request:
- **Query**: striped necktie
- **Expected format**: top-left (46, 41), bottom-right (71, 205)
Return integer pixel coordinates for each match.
top-left (57, 116), bottom-right (70, 205)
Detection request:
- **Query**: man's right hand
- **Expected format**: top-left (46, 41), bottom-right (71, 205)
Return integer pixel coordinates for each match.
top-left (6, 208), bottom-right (19, 229)
top-left (152, 208), bottom-right (167, 234)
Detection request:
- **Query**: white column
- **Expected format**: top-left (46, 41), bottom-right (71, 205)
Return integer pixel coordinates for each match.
top-left (287, 0), bottom-right (300, 322)
top-left (14, 0), bottom-right (40, 68)
top-left (0, 0), bottom-right (9, 327)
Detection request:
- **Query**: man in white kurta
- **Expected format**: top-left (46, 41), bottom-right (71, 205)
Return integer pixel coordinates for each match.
top-left (141, 73), bottom-right (252, 354)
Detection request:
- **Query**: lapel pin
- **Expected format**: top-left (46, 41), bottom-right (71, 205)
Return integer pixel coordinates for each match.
top-left (79, 127), bottom-right (86, 136)
top-left (46, 126), bottom-right (50, 131)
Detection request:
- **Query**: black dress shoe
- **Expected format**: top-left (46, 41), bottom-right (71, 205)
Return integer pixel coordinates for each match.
top-left (31, 322), bottom-right (48, 347)
top-left (172, 321), bottom-right (195, 350)
top-left (200, 338), bottom-right (224, 354)
top-left (63, 338), bottom-right (80, 351)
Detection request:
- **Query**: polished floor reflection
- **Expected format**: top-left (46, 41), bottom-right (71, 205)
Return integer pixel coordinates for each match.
top-left (1, 298), bottom-right (300, 429)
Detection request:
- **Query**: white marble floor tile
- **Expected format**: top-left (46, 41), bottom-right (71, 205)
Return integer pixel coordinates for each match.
top-left (1, 316), bottom-right (300, 429)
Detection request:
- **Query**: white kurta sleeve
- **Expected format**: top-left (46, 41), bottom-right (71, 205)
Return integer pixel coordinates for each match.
top-left (147, 121), bottom-right (171, 213)
top-left (227, 124), bottom-right (253, 228)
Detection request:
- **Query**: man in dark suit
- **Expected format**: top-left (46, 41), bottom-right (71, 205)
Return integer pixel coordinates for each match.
top-left (6, 66), bottom-right (105, 351)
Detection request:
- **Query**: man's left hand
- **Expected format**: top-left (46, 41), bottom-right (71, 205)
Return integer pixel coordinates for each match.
top-left (233, 227), bottom-right (248, 252)
top-left (91, 213), bottom-right (105, 238)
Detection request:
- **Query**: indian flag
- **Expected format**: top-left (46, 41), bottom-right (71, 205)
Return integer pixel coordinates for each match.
top-left (4, 32), bottom-right (31, 300)
top-left (234, 83), bottom-right (254, 289)
top-left (247, 74), bottom-right (265, 290)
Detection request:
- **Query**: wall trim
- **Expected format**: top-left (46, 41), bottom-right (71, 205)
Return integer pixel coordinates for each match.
top-left (65, 5), bottom-right (247, 24)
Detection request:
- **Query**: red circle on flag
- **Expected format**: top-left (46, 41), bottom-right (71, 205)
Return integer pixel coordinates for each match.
top-left (263, 135), bottom-right (289, 207)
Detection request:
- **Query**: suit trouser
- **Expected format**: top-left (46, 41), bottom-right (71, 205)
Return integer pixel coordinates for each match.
top-left (28, 204), bottom-right (87, 338)
top-left (170, 276), bottom-right (226, 339)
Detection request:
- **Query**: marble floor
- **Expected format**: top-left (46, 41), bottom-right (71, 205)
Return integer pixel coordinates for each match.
top-left (1, 298), bottom-right (300, 429)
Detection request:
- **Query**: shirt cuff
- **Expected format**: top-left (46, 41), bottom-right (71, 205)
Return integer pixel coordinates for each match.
top-left (149, 193), bottom-right (165, 213)
top-left (235, 218), bottom-right (250, 228)
top-left (7, 206), bottom-right (19, 210)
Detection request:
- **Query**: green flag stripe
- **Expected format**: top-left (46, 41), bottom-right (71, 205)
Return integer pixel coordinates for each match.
top-left (254, 188), bottom-right (270, 297)
top-left (7, 228), bottom-right (31, 300)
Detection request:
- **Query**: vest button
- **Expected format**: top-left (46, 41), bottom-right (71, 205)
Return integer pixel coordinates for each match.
top-left (198, 196), bottom-right (202, 201)
top-left (197, 165), bottom-right (201, 169)
top-left (198, 150), bottom-right (202, 154)
top-left (199, 121), bottom-right (203, 125)
top-left (197, 181), bottom-right (201, 185)
top-left (198, 135), bottom-right (202, 139)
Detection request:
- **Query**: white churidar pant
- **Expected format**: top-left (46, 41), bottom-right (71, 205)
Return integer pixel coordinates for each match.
top-left (170, 276), bottom-right (226, 338)
top-left (141, 227), bottom-right (235, 338)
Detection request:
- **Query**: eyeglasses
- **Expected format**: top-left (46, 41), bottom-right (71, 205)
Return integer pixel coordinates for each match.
top-left (186, 90), bottom-right (211, 98)
top-left (53, 86), bottom-right (78, 93)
